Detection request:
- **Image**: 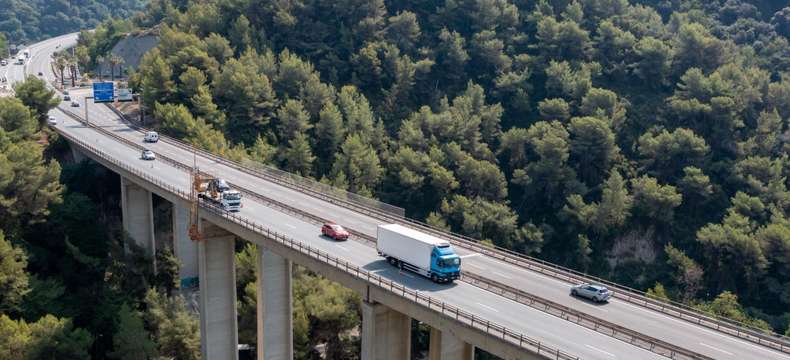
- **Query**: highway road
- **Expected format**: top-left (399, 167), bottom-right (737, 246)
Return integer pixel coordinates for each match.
top-left (10, 33), bottom-right (789, 359)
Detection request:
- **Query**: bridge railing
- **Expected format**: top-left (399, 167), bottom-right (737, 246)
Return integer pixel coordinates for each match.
top-left (94, 101), bottom-right (790, 353)
top-left (55, 122), bottom-right (582, 360)
top-left (57, 110), bottom-right (714, 359)
top-left (97, 103), bottom-right (790, 354)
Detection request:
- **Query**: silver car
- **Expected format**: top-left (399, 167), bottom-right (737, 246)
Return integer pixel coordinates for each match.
top-left (141, 149), bottom-right (156, 161)
top-left (571, 283), bottom-right (613, 303)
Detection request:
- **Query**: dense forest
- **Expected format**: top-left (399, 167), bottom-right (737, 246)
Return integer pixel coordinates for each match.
top-left (0, 0), bottom-right (146, 45)
top-left (105, 0), bottom-right (790, 336)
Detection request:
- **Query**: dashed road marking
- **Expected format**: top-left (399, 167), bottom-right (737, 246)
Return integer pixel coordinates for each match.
top-left (699, 342), bottom-right (734, 356)
top-left (585, 344), bottom-right (615, 358)
top-left (460, 253), bottom-right (482, 259)
top-left (476, 302), bottom-right (499, 313)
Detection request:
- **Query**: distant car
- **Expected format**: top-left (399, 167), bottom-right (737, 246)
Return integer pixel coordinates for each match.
top-left (70, 100), bottom-right (79, 107)
top-left (143, 131), bottom-right (159, 143)
top-left (141, 149), bottom-right (156, 161)
top-left (47, 116), bottom-right (57, 126)
top-left (321, 222), bottom-right (349, 241)
top-left (63, 95), bottom-right (71, 101)
top-left (571, 284), bottom-right (613, 303)
top-left (63, 90), bottom-right (69, 95)
top-left (0, 60), bottom-right (7, 66)
top-left (37, 71), bottom-right (43, 76)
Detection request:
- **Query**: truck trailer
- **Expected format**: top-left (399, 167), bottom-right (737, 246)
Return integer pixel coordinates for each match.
top-left (377, 224), bottom-right (461, 283)
top-left (196, 177), bottom-right (242, 212)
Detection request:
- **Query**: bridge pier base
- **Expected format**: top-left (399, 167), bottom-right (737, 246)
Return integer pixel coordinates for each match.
top-left (71, 145), bottom-right (87, 163)
top-left (120, 177), bottom-right (155, 260)
top-left (198, 221), bottom-right (238, 360)
top-left (256, 247), bottom-right (293, 360)
top-left (429, 327), bottom-right (474, 360)
top-left (361, 301), bottom-right (411, 360)
top-left (173, 201), bottom-right (198, 288)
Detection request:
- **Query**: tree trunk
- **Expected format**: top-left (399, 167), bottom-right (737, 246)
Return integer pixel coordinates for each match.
top-left (98, 64), bottom-right (102, 81)
top-left (110, 65), bottom-right (114, 81)
top-left (70, 65), bottom-right (76, 87)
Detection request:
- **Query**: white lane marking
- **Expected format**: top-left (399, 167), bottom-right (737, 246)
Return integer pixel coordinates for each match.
top-left (335, 245), bottom-right (349, 252)
top-left (475, 302), bottom-right (500, 313)
top-left (585, 344), bottom-right (616, 358)
top-left (284, 224), bottom-right (297, 229)
top-left (490, 270), bottom-right (513, 279)
top-left (699, 342), bottom-right (734, 356)
top-left (460, 253), bottom-right (481, 259)
top-left (616, 301), bottom-right (780, 356)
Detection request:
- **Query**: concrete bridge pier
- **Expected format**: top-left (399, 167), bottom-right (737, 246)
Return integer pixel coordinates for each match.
top-left (198, 220), bottom-right (239, 360)
top-left (173, 201), bottom-right (198, 287)
top-left (71, 145), bottom-right (87, 163)
top-left (120, 177), bottom-right (155, 259)
top-left (361, 301), bottom-right (411, 360)
top-left (429, 328), bottom-right (475, 360)
top-left (256, 247), bottom-right (293, 360)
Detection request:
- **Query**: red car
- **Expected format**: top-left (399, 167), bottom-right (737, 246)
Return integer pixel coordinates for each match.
top-left (321, 222), bottom-right (349, 241)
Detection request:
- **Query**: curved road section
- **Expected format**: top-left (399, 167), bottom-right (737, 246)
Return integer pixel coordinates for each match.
top-left (9, 33), bottom-right (790, 360)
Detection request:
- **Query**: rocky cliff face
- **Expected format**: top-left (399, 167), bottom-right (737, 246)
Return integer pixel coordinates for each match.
top-left (110, 31), bottom-right (159, 71)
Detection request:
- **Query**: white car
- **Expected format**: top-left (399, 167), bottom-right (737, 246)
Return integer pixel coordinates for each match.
top-left (141, 149), bottom-right (156, 161)
top-left (571, 283), bottom-right (613, 303)
top-left (144, 131), bottom-right (159, 143)
top-left (47, 116), bottom-right (57, 126)
top-left (0, 60), bottom-right (7, 66)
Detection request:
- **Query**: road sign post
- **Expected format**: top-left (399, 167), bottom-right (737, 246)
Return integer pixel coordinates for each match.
top-left (85, 96), bottom-right (93, 125)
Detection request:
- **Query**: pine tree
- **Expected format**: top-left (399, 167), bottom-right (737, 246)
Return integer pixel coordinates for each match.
top-left (109, 304), bottom-right (157, 360)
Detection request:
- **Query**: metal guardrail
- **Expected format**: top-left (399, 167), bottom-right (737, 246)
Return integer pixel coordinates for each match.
top-left (53, 119), bottom-right (581, 360)
top-left (70, 106), bottom-right (711, 360)
top-left (98, 103), bottom-right (790, 355)
top-left (101, 105), bottom-right (790, 356)
top-left (103, 105), bottom-right (404, 217)
top-left (463, 272), bottom-right (711, 360)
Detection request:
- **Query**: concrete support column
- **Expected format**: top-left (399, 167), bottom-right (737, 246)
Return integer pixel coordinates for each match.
top-left (120, 177), bottom-right (155, 259)
top-left (256, 247), bottom-right (293, 360)
top-left (428, 327), bottom-right (474, 360)
top-left (71, 145), bottom-right (87, 163)
top-left (198, 221), bottom-right (238, 360)
top-left (173, 201), bottom-right (198, 288)
top-left (361, 301), bottom-right (411, 360)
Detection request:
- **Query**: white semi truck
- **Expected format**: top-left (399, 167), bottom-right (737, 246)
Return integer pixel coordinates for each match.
top-left (377, 224), bottom-right (461, 283)
top-left (196, 177), bottom-right (242, 211)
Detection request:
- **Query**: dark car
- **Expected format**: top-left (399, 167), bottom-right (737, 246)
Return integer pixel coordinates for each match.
top-left (321, 222), bottom-right (350, 241)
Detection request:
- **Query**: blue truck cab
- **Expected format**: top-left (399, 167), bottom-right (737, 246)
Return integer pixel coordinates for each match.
top-left (430, 244), bottom-right (461, 282)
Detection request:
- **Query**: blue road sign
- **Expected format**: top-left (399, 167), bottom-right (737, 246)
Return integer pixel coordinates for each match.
top-left (93, 82), bottom-right (114, 103)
